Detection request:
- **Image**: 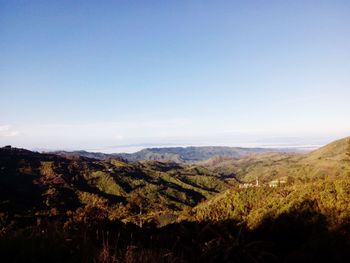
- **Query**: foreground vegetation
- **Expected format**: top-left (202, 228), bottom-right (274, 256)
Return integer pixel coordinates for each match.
top-left (1, 176), bottom-right (350, 263)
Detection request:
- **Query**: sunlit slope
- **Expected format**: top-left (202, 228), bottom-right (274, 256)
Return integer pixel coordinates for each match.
top-left (190, 178), bottom-right (350, 229)
top-left (192, 136), bottom-right (350, 227)
top-left (305, 136), bottom-right (350, 161)
top-left (201, 137), bottom-right (350, 182)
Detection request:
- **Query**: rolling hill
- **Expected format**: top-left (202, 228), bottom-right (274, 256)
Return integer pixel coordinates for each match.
top-left (52, 145), bottom-right (300, 163)
top-left (201, 136), bottom-right (350, 183)
top-left (0, 146), bottom-right (232, 227)
top-left (117, 146), bottom-right (279, 162)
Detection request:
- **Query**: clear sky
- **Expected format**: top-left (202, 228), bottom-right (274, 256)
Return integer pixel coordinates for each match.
top-left (1, 0), bottom-right (350, 152)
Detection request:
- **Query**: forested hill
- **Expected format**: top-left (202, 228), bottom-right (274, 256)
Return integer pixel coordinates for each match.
top-left (0, 146), bottom-right (232, 226)
top-left (200, 136), bottom-right (350, 183)
top-left (117, 146), bottom-right (284, 162)
top-left (52, 145), bottom-right (300, 163)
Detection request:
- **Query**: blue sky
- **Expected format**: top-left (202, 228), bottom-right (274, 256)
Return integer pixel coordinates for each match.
top-left (1, 1), bottom-right (350, 152)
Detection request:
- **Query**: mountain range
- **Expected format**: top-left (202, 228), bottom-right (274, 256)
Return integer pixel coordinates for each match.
top-left (50, 145), bottom-right (302, 163)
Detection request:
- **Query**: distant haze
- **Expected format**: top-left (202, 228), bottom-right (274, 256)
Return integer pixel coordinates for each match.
top-left (34, 135), bottom-right (335, 154)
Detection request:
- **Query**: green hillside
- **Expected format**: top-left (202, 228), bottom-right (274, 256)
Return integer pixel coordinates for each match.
top-left (305, 136), bottom-right (350, 161)
top-left (51, 146), bottom-right (290, 163)
top-left (190, 178), bottom-right (350, 228)
top-left (201, 137), bottom-right (350, 183)
top-left (115, 146), bottom-right (296, 162)
top-left (0, 146), bottom-right (232, 227)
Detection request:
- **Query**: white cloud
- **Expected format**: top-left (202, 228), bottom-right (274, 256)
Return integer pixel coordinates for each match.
top-left (0, 125), bottom-right (19, 137)
top-left (113, 134), bottom-right (124, 140)
top-left (8, 118), bottom-right (192, 149)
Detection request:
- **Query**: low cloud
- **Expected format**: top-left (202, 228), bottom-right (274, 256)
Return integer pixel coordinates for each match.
top-left (5, 118), bottom-right (192, 149)
top-left (0, 125), bottom-right (19, 137)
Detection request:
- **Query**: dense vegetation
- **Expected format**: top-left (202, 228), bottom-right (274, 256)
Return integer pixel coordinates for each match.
top-left (53, 146), bottom-right (294, 163)
top-left (201, 137), bottom-right (350, 183)
top-left (1, 137), bottom-right (350, 262)
top-left (0, 147), bottom-right (232, 228)
top-left (116, 146), bottom-right (289, 162)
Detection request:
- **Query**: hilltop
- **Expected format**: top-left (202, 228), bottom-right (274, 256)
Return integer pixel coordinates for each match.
top-left (117, 146), bottom-right (282, 162)
top-left (305, 136), bottom-right (350, 161)
top-left (201, 136), bottom-right (350, 183)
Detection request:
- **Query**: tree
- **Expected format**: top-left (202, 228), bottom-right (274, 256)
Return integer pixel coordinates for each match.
top-left (129, 192), bottom-right (146, 215)
top-left (346, 139), bottom-right (350, 160)
top-left (128, 192), bottom-right (147, 227)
